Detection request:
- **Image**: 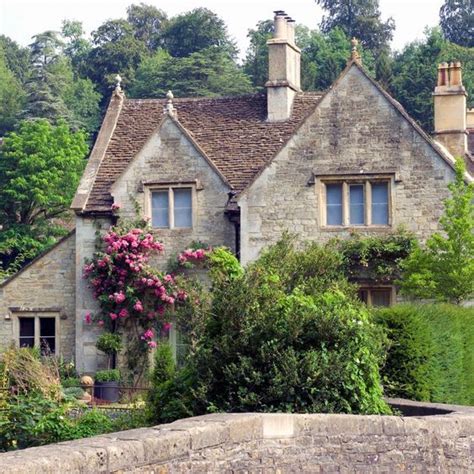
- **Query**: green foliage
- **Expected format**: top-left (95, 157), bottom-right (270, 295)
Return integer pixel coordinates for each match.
top-left (95, 369), bottom-right (121, 383)
top-left (62, 386), bottom-right (85, 400)
top-left (439, 0), bottom-right (474, 47)
top-left (337, 231), bottom-right (416, 283)
top-left (208, 246), bottom-right (243, 283)
top-left (315, 0), bottom-right (395, 53)
top-left (400, 159), bottom-right (474, 303)
top-left (70, 409), bottom-right (114, 438)
top-left (96, 333), bottom-right (123, 356)
top-left (130, 47), bottom-right (253, 99)
top-left (150, 342), bottom-right (175, 387)
top-left (390, 28), bottom-right (474, 130)
top-left (0, 47), bottom-right (25, 135)
top-left (0, 119), bottom-right (87, 271)
top-left (375, 304), bottom-right (474, 405)
top-left (61, 377), bottom-right (81, 388)
top-left (162, 8), bottom-right (237, 59)
top-left (149, 238), bottom-right (390, 423)
top-left (126, 3), bottom-right (167, 52)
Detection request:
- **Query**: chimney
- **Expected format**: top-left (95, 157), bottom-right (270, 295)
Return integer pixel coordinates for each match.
top-left (265, 11), bottom-right (301, 121)
top-left (433, 61), bottom-right (468, 157)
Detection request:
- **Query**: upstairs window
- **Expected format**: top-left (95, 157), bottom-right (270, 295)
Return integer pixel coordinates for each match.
top-left (323, 179), bottom-right (390, 227)
top-left (151, 187), bottom-right (193, 229)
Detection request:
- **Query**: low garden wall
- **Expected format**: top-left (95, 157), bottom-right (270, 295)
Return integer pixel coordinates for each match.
top-left (1, 400), bottom-right (473, 473)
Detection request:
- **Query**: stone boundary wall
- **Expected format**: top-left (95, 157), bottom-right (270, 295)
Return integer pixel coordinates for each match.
top-left (1, 400), bottom-right (473, 473)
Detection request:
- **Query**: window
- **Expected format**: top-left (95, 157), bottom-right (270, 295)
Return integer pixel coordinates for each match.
top-left (18, 315), bottom-right (57, 354)
top-left (323, 179), bottom-right (390, 227)
top-left (358, 287), bottom-right (394, 307)
top-left (151, 187), bottom-right (193, 229)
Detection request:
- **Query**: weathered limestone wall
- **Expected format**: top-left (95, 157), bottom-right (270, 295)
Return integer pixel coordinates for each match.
top-left (75, 216), bottom-right (112, 373)
top-left (110, 117), bottom-right (235, 269)
top-left (240, 65), bottom-right (456, 264)
top-left (0, 233), bottom-right (76, 360)
top-left (1, 402), bottom-right (473, 473)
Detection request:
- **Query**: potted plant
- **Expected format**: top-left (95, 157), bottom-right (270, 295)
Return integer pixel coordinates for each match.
top-left (95, 332), bottom-right (122, 402)
top-left (94, 369), bottom-right (121, 402)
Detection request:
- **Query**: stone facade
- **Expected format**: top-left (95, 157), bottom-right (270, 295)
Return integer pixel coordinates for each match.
top-left (0, 233), bottom-right (76, 360)
top-left (240, 65), bottom-right (456, 264)
top-left (110, 116), bottom-right (235, 267)
top-left (1, 400), bottom-right (473, 473)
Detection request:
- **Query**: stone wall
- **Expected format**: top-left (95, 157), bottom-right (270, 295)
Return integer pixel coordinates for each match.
top-left (1, 401), bottom-right (473, 473)
top-left (0, 233), bottom-right (76, 360)
top-left (239, 65), bottom-right (456, 264)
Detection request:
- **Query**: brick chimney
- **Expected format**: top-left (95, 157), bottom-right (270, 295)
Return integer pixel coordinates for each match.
top-left (265, 11), bottom-right (301, 121)
top-left (433, 62), bottom-right (468, 157)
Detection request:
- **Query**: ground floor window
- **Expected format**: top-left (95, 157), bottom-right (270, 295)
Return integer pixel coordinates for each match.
top-left (358, 287), bottom-right (394, 307)
top-left (15, 313), bottom-right (58, 355)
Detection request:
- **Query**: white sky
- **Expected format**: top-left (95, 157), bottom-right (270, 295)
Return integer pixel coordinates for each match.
top-left (1, 0), bottom-right (444, 59)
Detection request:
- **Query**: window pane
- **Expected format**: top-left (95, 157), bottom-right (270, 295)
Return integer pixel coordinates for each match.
top-left (371, 289), bottom-right (392, 307)
top-left (40, 318), bottom-right (56, 354)
top-left (152, 191), bottom-right (169, 228)
top-left (326, 184), bottom-right (343, 225)
top-left (349, 184), bottom-right (365, 225)
top-left (19, 317), bottom-right (35, 348)
top-left (173, 188), bottom-right (192, 228)
top-left (372, 183), bottom-right (389, 225)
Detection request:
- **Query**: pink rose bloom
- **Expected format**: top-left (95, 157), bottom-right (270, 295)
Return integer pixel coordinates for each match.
top-left (98, 320), bottom-right (105, 327)
top-left (109, 312), bottom-right (118, 320)
top-left (164, 274), bottom-right (173, 283)
top-left (141, 329), bottom-right (154, 340)
top-left (134, 300), bottom-right (144, 312)
top-left (119, 308), bottom-right (129, 318)
top-left (113, 292), bottom-right (126, 303)
top-left (147, 341), bottom-right (157, 349)
top-left (84, 312), bottom-right (92, 324)
top-left (163, 322), bottom-right (172, 332)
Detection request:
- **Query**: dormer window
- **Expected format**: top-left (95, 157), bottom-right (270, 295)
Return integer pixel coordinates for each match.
top-left (150, 187), bottom-right (193, 229)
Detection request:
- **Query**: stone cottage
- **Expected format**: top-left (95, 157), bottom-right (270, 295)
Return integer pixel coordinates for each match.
top-left (0, 12), bottom-right (473, 372)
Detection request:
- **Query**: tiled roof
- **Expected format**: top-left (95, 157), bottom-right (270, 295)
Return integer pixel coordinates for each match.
top-left (85, 92), bottom-right (323, 213)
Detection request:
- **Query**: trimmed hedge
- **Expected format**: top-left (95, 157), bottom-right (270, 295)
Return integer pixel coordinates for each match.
top-left (375, 304), bottom-right (474, 405)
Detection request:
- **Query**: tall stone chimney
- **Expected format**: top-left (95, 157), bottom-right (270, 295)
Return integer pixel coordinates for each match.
top-left (433, 61), bottom-right (468, 157)
top-left (265, 11), bottom-right (301, 121)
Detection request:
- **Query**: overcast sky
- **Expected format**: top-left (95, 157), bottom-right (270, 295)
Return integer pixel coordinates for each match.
top-left (1, 0), bottom-right (444, 59)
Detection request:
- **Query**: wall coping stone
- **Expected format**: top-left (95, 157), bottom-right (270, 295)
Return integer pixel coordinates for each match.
top-left (0, 401), bottom-right (473, 473)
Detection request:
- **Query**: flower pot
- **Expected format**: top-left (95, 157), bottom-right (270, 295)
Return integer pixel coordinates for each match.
top-left (94, 381), bottom-right (120, 402)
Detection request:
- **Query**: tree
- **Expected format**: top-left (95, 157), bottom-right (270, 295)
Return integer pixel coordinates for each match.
top-left (315, 0), bottom-right (395, 53)
top-left (400, 159), bottom-right (474, 304)
top-left (0, 35), bottom-right (30, 84)
top-left (162, 8), bottom-right (238, 59)
top-left (390, 28), bottom-right (474, 131)
top-left (439, 0), bottom-right (474, 47)
top-left (22, 31), bottom-right (70, 122)
top-left (127, 3), bottom-right (167, 52)
top-left (0, 48), bottom-right (25, 136)
top-left (61, 20), bottom-right (92, 73)
top-left (85, 19), bottom-right (147, 98)
top-left (130, 47), bottom-right (253, 98)
top-left (0, 119), bottom-right (88, 272)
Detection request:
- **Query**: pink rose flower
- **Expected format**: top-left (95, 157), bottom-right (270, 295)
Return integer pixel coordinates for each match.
top-left (109, 312), bottom-right (118, 321)
top-left (147, 341), bottom-right (157, 349)
top-left (119, 308), bottom-right (129, 318)
top-left (134, 300), bottom-right (144, 312)
top-left (84, 312), bottom-right (92, 324)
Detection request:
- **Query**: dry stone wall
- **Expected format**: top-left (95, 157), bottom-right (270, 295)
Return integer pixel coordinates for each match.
top-left (1, 401), bottom-right (472, 473)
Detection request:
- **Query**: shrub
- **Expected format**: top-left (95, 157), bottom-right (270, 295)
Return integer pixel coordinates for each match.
top-left (63, 386), bottom-right (85, 400)
top-left (61, 377), bottom-right (81, 388)
top-left (149, 238), bottom-right (390, 422)
top-left (375, 303), bottom-right (474, 405)
top-left (71, 409), bottom-right (114, 439)
top-left (95, 369), bottom-right (121, 383)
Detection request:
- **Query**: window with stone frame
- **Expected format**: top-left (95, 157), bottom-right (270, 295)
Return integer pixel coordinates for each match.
top-left (358, 286), bottom-right (395, 307)
top-left (149, 186), bottom-right (193, 229)
top-left (322, 178), bottom-right (391, 227)
top-left (14, 312), bottom-right (59, 355)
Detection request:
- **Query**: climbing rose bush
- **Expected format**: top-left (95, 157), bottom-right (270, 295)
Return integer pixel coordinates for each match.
top-left (83, 225), bottom-right (187, 348)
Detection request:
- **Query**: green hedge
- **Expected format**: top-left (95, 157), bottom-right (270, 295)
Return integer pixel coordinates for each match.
top-left (375, 304), bottom-right (474, 405)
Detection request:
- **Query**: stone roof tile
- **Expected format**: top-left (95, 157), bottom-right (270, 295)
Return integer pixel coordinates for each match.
top-left (85, 92), bottom-right (323, 213)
